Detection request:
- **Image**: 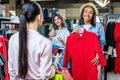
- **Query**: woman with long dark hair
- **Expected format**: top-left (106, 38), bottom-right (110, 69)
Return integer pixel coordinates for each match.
top-left (73, 3), bottom-right (105, 47)
top-left (65, 3), bottom-right (106, 80)
top-left (8, 1), bottom-right (56, 80)
top-left (72, 3), bottom-right (106, 70)
top-left (63, 3), bottom-right (106, 80)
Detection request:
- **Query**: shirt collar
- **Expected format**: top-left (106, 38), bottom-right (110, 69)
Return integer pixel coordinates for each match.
top-left (72, 29), bottom-right (87, 40)
top-left (83, 24), bottom-right (93, 29)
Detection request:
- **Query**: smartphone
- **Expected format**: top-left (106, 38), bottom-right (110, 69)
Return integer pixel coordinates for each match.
top-left (54, 49), bottom-right (62, 55)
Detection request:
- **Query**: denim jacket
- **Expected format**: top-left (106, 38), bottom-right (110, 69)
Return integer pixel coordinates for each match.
top-left (73, 22), bottom-right (106, 46)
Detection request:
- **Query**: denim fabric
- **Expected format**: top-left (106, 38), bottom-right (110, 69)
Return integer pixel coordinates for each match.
top-left (52, 45), bottom-right (70, 69)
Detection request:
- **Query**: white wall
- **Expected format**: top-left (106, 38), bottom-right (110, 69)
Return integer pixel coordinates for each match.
top-left (58, 9), bottom-right (66, 19)
top-left (66, 8), bottom-right (80, 19)
top-left (113, 7), bottom-right (120, 14)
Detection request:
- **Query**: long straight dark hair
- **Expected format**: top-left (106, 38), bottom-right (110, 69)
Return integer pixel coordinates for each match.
top-left (18, 1), bottom-right (42, 79)
top-left (79, 6), bottom-right (96, 27)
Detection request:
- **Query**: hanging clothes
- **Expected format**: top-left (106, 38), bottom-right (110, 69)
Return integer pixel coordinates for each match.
top-left (43, 8), bottom-right (48, 21)
top-left (65, 19), bottom-right (71, 31)
top-left (114, 22), bottom-right (120, 74)
top-left (63, 29), bottom-right (106, 80)
top-left (50, 8), bottom-right (58, 18)
top-left (0, 36), bottom-right (9, 80)
top-left (104, 21), bottom-right (116, 53)
top-left (103, 21), bottom-right (116, 80)
top-left (0, 53), bottom-right (6, 80)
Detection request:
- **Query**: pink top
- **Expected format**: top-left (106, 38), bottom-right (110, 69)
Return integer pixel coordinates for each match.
top-left (8, 30), bottom-right (55, 80)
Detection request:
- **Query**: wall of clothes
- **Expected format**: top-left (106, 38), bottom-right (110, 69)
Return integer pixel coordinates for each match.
top-left (103, 14), bottom-right (120, 80)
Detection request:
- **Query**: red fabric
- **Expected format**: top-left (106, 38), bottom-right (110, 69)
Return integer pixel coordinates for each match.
top-left (52, 48), bottom-right (58, 55)
top-left (62, 69), bottom-right (73, 80)
top-left (59, 68), bottom-right (73, 80)
top-left (0, 36), bottom-right (9, 80)
top-left (114, 22), bottom-right (120, 74)
top-left (63, 30), bottom-right (106, 80)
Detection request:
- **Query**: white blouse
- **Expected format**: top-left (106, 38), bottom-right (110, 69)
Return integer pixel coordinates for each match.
top-left (8, 30), bottom-right (55, 80)
top-left (51, 27), bottom-right (70, 48)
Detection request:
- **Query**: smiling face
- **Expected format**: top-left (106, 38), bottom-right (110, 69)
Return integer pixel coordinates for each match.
top-left (54, 16), bottom-right (62, 28)
top-left (83, 6), bottom-right (94, 24)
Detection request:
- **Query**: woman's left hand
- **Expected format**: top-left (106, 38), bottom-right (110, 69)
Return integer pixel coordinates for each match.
top-left (53, 53), bottom-right (62, 65)
top-left (91, 54), bottom-right (100, 65)
top-left (58, 37), bottom-right (63, 42)
top-left (58, 37), bottom-right (65, 45)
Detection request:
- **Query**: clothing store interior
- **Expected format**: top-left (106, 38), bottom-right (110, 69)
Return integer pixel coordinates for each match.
top-left (0, 0), bottom-right (120, 80)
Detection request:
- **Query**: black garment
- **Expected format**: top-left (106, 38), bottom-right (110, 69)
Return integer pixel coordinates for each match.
top-left (104, 55), bottom-right (115, 80)
top-left (103, 21), bottom-right (116, 80)
top-left (105, 55), bottom-right (115, 72)
top-left (104, 21), bottom-right (116, 51)
top-left (43, 8), bottom-right (48, 21)
top-left (7, 33), bottom-right (14, 40)
top-left (0, 29), bottom-right (6, 37)
top-left (65, 19), bottom-right (72, 32)
top-left (44, 24), bottom-right (50, 38)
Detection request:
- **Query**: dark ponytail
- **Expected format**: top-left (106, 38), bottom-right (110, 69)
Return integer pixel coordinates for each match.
top-left (18, 1), bottom-right (42, 79)
top-left (18, 13), bottom-right (28, 78)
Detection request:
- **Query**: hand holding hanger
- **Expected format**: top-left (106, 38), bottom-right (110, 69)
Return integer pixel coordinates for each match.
top-left (71, 28), bottom-right (84, 34)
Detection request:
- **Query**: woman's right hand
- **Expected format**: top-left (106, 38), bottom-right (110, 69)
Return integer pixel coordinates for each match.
top-left (71, 28), bottom-right (80, 34)
top-left (91, 54), bottom-right (100, 65)
top-left (49, 31), bottom-right (56, 37)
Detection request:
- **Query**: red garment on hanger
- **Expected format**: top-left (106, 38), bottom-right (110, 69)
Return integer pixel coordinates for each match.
top-left (114, 22), bottom-right (120, 74)
top-left (0, 36), bottom-right (9, 80)
top-left (63, 30), bottom-right (106, 80)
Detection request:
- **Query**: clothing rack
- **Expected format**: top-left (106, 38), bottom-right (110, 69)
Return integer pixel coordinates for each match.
top-left (0, 53), bottom-right (6, 80)
top-left (106, 14), bottom-right (120, 22)
top-left (0, 18), bottom-right (18, 80)
top-left (0, 17), bottom-right (10, 29)
top-left (0, 20), bottom-right (19, 38)
top-left (104, 18), bottom-right (117, 80)
top-left (0, 36), bottom-right (9, 80)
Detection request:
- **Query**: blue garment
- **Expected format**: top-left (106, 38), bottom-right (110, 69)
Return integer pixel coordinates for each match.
top-left (52, 46), bottom-right (70, 68)
top-left (50, 9), bottom-right (58, 17)
top-left (43, 8), bottom-right (48, 20)
top-left (73, 22), bottom-right (106, 46)
top-left (65, 19), bottom-right (71, 30)
top-left (52, 46), bottom-right (64, 68)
